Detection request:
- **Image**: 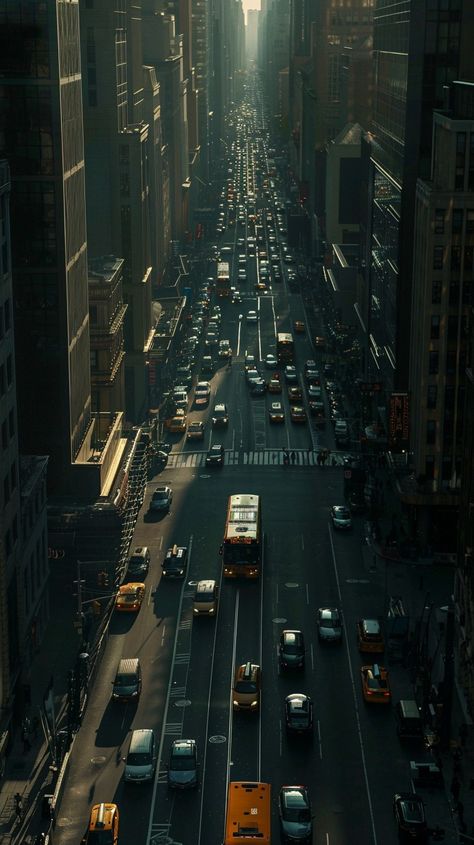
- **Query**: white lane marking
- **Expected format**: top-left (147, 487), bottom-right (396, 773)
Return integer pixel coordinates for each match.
top-left (310, 643), bottom-right (314, 672)
top-left (301, 535), bottom-right (305, 551)
top-left (197, 570), bottom-right (224, 845)
top-left (226, 590), bottom-right (240, 783)
top-left (158, 536), bottom-right (163, 551)
top-left (161, 624), bottom-right (166, 647)
top-left (317, 719), bottom-right (323, 760)
top-left (328, 524), bottom-right (378, 845)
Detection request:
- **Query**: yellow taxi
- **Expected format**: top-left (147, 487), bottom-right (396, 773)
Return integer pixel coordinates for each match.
top-left (115, 583), bottom-right (145, 613)
top-left (361, 664), bottom-right (391, 704)
top-left (84, 803), bottom-right (119, 845)
top-left (166, 409), bottom-right (187, 432)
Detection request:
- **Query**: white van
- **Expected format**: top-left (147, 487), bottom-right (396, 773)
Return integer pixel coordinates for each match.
top-left (124, 729), bottom-right (156, 783)
top-left (334, 419), bottom-right (349, 445)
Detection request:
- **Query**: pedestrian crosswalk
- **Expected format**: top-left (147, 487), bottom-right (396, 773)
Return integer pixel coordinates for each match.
top-left (165, 449), bottom-right (348, 469)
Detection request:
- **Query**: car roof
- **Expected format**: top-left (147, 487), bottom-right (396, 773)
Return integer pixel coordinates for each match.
top-left (361, 618), bottom-right (381, 634)
top-left (287, 693), bottom-right (310, 708)
top-left (171, 739), bottom-right (195, 755)
top-left (282, 630), bottom-right (303, 644)
top-left (281, 786), bottom-right (307, 806)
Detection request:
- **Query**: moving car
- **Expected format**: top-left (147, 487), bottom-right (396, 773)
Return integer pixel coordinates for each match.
top-left (233, 662), bottom-right (261, 711)
top-left (330, 505), bottom-right (352, 530)
top-left (166, 410), bottom-right (187, 433)
top-left (314, 335), bottom-right (326, 349)
top-left (357, 618), bottom-right (385, 653)
top-left (268, 376), bottom-right (282, 394)
top-left (284, 365), bottom-right (298, 384)
top-left (288, 386), bottom-right (303, 403)
top-left (201, 355), bottom-right (214, 374)
top-left (186, 420), bottom-right (204, 441)
top-left (212, 403), bottom-right (229, 427)
top-left (393, 793), bottom-right (427, 842)
top-left (115, 583), bottom-right (145, 612)
top-left (293, 321), bottom-right (305, 333)
top-left (162, 544), bottom-right (188, 579)
top-left (149, 485), bottom-right (172, 513)
top-left (172, 390), bottom-right (188, 410)
top-left (167, 739), bottom-right (198, 789)
top-left (269, 401), bottom-right (285, 423)
top-left (285, 693), bottom-right (313, 734)
top-left (206, 444), bottom-right (225, 466)
top-left (279, 630), bottom-right (305, 670)
top-left (193, 579), bottom-right (218, 616)
top-left (218, 339), bottom-right (232, 359)
top-left (279, 786), bottom-right (313, 844)
top-left (265, 353), bottom-right (278, 369)
top-left (247, 310), bottom-right (258, 322)
top-left (124, 729), bottom-right (156, 784)
top-left (84, 803), bottom-right (119, 845)
top-left (126, 547), bottom-right (150, 579)
top-left (290, 405), bottom-right (307, 423)
top-left (317, 607), bottom-right (343, 643)
top-left (361, 664), bottom-right (391, 704)
top-left (250, 377), bottom-right (266, 396)
top-left (307, 384), bottom-right (322, 400)
top-left (194, 382), bottom-right (211, 406)
top-left (245, 352), bottom-right (257, 370)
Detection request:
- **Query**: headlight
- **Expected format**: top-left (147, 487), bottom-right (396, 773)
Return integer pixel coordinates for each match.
top-left (208, 607), bottom-right (215, 614)
top-left (233, 700), bottom-right (239, 707)
top-left (251, 700), bottom-right (258, 708)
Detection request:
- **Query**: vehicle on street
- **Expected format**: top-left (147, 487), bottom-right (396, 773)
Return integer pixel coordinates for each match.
top-left (314, 335), bottom-right (326, 349)
top-left (212, 403), bottom-right (229, 427)
top-left (277, 333), bottom-right (295, 364)
top-left (162, 544), bottom-right (188, 579)
top-left (265, 353), bottom-right (278, 369)
top-left (269, 401), bottom-right (285, 422)
top-left (126, 547), bottom-right (150, 579)
top-left (193, 579), bottom-right (219, 616)
top-left (395, 700), bottom-right (424, 742)
top-left (224, 782), bottom-right (271, 845)
top-left (284, 365), bottom-right (298, 383)
top-left (357, 618), bottom-right (385, 653)
top-left (245, 352), bottom-right (256, 370)
top-left (317, 607), bottom-right (343, 643)
top-left (285, 693), bottom-right (313, 734)
top-left (222, 493), bottom-right (262, 578)
top-left (250, 377), bottom-right (266, 395)
top-left (84, 803), bottom-right (119, 845)
top-left (172, 390), bottom-right (188, 410)
top-left (305, 359), bottom-right (316, 372)
top-left (218, 339), bottom-right (232, 358)
top-left (307, 384), bottom-right (322, 400)
top-left (361, 664), bottom-right (391, 704)
top-left (124, 729), bottom-right (156, 784)
top-left (206, 444), bottom-right (225, 466)
top-left (201, 355), bottom-right (214, 374)
top-left (393, 793), bottom-right (427, 842)
top-left (247, 310), bottom-right (258, 322)
top-left (115, 583), bottom-right (145, 613)
top-left (149, 485), bottom-right (172, 513)
top-left (233, 662), bottom-right (261, 711)
top-left (231, 290), bottom-right (242, 303)
top-left (268, 376), bottom-right (282, 393)
top-left (279, 630), bottom-right (305, 670)
top-left (194, 381), bottom-right (211, 406)
top-left (288, 386), bottom-right (303, 403)
top-left (293, 321), bottom-right (305, 333)
top-left (330, 505), bottom-right (352, 530)
top-left (278, 786), bottom-right (313, 844)
top-left (186, 420), bottom-right (204, 441)
top-left (166, 409), bottom-right (187, 433)
top-left (290, 405), bottom-right (307, 423)
top-left (167, 739), bottom-right (198, 789)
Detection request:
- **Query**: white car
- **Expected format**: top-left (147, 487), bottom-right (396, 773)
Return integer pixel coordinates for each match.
top-left (238, 271), bottom-right (247, 282)
top-left (218, 340), bottom-right (232, 358)
top-left (265, 353), bottom-right (278, 369)
top-left (247, 310), bottom-right (258, 323)
top-left (194, 381), bottom-right (211, 405)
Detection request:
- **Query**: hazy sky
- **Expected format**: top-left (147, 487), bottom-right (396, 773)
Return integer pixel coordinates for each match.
top-left (243, 1), bottom-right (261, 24)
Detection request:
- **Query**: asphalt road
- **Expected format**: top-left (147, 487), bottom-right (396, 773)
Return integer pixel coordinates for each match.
top-left (53, 96), bottom-right (439, 845)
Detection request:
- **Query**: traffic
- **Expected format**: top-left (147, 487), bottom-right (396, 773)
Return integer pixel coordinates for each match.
top-left (54, 75), bottom-right (438, 845)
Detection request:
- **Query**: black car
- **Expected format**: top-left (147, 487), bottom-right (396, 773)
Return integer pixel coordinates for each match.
top-left (162, 545), bottom-right (188, 578)
top-left (250, 378), bottom-right (266, 396)
top-left (393, 793), bottom-right (427, 843)
top-left (279, 785), bottom-right (313, 844)
top-left (279, 630), bottom-right (305, 671)
top-left (167, 739), bottom-right (198, 789)
top-left (206, 444), bottom-right (224, 466)
top-left (285, 693), bottom-right (313, 734)
top-left (126, 546), bottom-right (150, 578)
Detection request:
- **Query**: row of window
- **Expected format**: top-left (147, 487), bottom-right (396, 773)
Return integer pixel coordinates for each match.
top-left (433, 244), bottom-right (474, 271)
top-left (432, 277), bottom-right (471, 305)
top-left (0, 297), bottom-right (11, 339)
top-left (425, 418), bottom-right (463, 446)
top-left (426, 384), bottom-right (464, 411)
top-left (435, 207), bottom-right (474, 235)
top-left (430, 313), bottom-right (468, 340)
top-left (428, 348), bottom-right (466, 375)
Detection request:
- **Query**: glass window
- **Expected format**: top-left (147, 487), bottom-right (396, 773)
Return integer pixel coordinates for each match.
top-left (425, 456), bottom-right (435, 480)
top-left (426, 420), bottom-right (436, 445)
top-left (429, 351), bottom-right (439, 375)
top-left (451, 246), bottom-right (461, 270)
top-left (432, 279), bottom-right (442, 304)
top-left (433, 246), bottom-right (444, 269)
top-left (427, 385), bottom-right (437, 409)
top-left (446, 351), bottom-right (457, 375)
top-left (434, 208), bottom-right (445, 234)
top-left (467, 209), bottom-right (474, 233)
top-left (430, 315), bottom-right (440, 339)
top-left (452, 209), bottom-right (463, 234)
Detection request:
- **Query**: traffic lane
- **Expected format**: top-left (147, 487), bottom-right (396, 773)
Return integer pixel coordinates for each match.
top-left (55, 579), bottom-right (182, 845)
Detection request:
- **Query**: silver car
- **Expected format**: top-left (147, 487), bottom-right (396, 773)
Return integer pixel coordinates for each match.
top-left (317, 607), bottom-right (343, 643)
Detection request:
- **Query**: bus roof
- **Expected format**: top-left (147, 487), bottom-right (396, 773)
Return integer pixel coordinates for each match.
top-left (224, 782), bottom-right (271, 845)
top-left (224, 494), bottom-right (260, 543)
top-left (277, 332), bottom-right (293, 342)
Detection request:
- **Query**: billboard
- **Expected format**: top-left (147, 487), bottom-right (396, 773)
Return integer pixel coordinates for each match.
top-left (388, 392), bottom-right (409, 451)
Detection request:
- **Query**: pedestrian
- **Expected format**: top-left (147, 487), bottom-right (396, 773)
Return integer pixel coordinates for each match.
top-left (451, 775), bottom-right (461, 803)
top-left (290, 451), bottom-right (296, 465)
top-left (22, 729), bottom-right (31, 753)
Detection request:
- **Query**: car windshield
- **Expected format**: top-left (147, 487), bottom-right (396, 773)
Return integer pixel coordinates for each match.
top-left (223, 544), bottom-right (259, 565)
top-left (170, 754), bottom-right (194, 771)
top-left (235, 680), bottom-right (257, 693)
top-left (116, 674), bottom-right (136, 687)
top-left (195, 591), bottom-right (214, 603)
top-left (88, 831), bottom-right (115, 845)
top-left (321, 616), bottom-right (339, 627)
top-left (127, 752), bottom-right (152, 765)
top-left (290, 711), bottom-right (309, 723)
top-left (284, 806), bottom-right (310, 823)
